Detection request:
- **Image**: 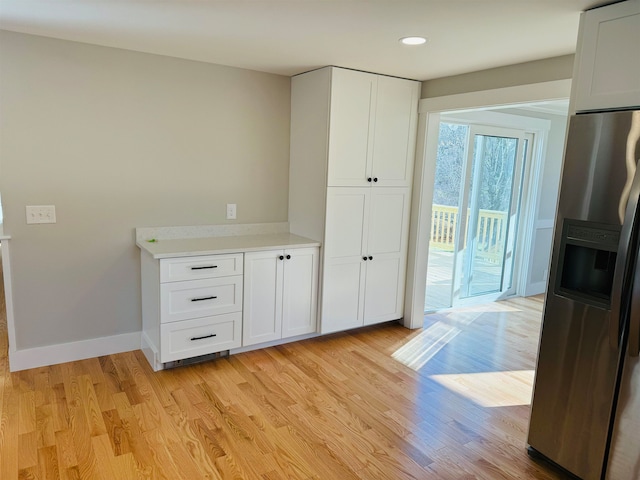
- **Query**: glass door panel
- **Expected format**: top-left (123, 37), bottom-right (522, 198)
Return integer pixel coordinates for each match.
top-left (461, 134), bottom-right (520, 298)
top-left (424, 122), bottom-right (468, 311)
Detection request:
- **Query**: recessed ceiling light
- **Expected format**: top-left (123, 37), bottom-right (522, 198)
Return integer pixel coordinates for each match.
top-left (400, 36), bottom-right (428, 46)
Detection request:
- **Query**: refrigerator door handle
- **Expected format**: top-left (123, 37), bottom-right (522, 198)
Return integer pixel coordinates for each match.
top-left (610, 170), bottom-right (640, 350)
top-left (628, 247), bottom-right (640, 357)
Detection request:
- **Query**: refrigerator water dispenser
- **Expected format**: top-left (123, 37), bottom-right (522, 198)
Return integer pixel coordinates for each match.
top-left (555, 219), bottom-right (620, 309)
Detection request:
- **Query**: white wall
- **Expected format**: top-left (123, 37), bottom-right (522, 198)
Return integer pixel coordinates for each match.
top-left (0, 31), bottom-right (291, 351)
top-left (504, 109), bottom-right (569, 293)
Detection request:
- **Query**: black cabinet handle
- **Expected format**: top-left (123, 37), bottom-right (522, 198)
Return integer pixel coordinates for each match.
top-left (286, 254), bottom-right (291, 260)
top-left (363, 256), bottom-right (368, 261)
top-left (373, 177), bottom-right (378, 183)
top-left (367, 177), bottom-right (372, 182)
top-left (191, 296), bottom-right (217, 302)
top-left (279, 255), bottom-right (284, 260)
top-left (191, 265), bottom-right (218, 270)
top-left (190, 333), bottom-right (217, 341)
top-left (368, 256), bottom-right (373, 260)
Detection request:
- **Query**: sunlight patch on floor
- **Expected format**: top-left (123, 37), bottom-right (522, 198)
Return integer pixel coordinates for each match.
top-left (430, 370), bottom-right (535, 407)
top-left (392, 321), bottom-right (461, 370)
top-left (436, 301), bottom-right (524, 315)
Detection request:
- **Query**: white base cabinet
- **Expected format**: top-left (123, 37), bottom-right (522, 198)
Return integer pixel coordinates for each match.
top-left (138, 232), bottom-right (321, 371)
top-left (243, 247), bottom-right (319, 346)
top-left (574, 0), bottom-right (640, 112)
top-left (141, 252), bottom-right (244, 371)
top-left (321, 187), bottom-right (410, 334)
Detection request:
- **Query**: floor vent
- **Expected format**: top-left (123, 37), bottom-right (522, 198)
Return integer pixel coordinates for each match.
top-left (163, 350), bottom-right (230, 369)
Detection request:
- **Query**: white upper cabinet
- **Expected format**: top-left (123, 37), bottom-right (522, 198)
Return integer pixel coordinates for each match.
top-left (573, 0), bottom-right (640, 112)
top-left (327, 68), bottom-right (420, 187)
top-left (327, 69), bottom-right (376, 186)
top-left (371, 75), bottom-right (421, 186)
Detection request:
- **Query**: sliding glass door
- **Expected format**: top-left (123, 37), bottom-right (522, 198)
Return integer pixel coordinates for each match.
top-left (425, 122), bottom-right (531, 312)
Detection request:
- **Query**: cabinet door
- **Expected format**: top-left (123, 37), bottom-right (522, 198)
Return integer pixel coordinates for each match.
top-left (243, 250), bottom-right (283, 346)
top-left (371, 76), bottom-right (419, 186)
top-left (574, 1), bottom-right (640, 112)
top-left (321, 188), bottom-right (369, 333)
top-left (327, 68), bottom-right (376, 187)
top-left (282, 247), bottom-right (319, 338)
top-left (324, 187), bottom-right (370, 259)
top-left (367, 187), bottom-right (410, 256)
top-left (321, 260), bottom-right (366, 334)
top-left (363, 187), bottom-right (411, 325)
top-left (363, 257), bottom-right (403, 326)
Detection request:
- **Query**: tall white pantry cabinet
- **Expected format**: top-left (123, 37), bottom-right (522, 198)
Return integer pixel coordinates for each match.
top-left (288, 66), bottom-right (420, 334)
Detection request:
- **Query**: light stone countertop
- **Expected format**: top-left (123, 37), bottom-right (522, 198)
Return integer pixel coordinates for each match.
top-left (137, 232), bottom-right (320, 259)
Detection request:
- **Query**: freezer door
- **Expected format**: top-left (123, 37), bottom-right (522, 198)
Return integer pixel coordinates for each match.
top-left (528, 110), bottom-right (640, 480)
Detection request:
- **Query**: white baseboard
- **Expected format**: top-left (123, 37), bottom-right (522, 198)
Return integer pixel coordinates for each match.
top-left (9, 331), bottom-right (141, 372)
top-left (230, 332), bottom-right (320, 355)
top-left (524, 281), bottom-right (547, 297)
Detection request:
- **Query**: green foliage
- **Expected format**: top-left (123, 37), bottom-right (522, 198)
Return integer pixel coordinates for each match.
top-left (433, 123), bottom-right (466, 206)
top-left (434, 122), bottom-right (519, 213)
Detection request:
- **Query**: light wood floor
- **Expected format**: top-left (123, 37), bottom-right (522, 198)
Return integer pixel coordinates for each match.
top-left (0, 268), bottom-right (571, 478)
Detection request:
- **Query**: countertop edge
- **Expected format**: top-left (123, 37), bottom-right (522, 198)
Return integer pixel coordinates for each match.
top-left (136, 234), bottom-right (321, 259)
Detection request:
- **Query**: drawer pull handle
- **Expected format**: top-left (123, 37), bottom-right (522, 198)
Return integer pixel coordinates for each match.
top-left (191, 296), bottom-right (217, 302)
top-left (191, 333), bottom-right (217, 341)
top-left (191, 265), bottom-right (218, 270)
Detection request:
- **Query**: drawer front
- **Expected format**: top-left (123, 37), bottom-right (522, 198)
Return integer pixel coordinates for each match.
top-left (160, 254), bottom-right (243, 283)
top-left (160, 313), bottom-right (241, 362)
top-left (161, 276), bottom-right (242, 323)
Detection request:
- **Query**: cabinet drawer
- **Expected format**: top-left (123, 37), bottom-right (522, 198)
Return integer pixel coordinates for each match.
top-left (161, 276), bottom-right (242, 323)
top-left (160, 254), bottom-right (243, 283)
top-left (160, 313), bottom-right (241, 363)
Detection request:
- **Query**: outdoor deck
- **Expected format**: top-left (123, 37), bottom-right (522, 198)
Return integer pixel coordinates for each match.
top-left (425, 249), bottom-right (504, 312)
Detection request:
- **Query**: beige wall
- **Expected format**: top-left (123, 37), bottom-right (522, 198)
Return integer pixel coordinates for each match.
top-left (421, 55), bottom-right (574, 98)
top-left (0, 31), bottom-right (291, 349)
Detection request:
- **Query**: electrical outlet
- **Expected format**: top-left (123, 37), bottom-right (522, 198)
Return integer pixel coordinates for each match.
top-left (226, 203), bottom-right (237, 220)
top-left (26, 205), bottom-right (56, 224)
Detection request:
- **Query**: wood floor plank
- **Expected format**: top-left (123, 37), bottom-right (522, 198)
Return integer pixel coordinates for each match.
top-left (53, 429), bottom-right (78, 476)
top-left (18, 431), bottom-right (38, 470)
top-left (37, 444), bottom-right (60, 480)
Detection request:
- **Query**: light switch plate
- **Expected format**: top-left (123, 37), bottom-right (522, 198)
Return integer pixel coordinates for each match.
top-left (26, 205), bottom-right (56, 224)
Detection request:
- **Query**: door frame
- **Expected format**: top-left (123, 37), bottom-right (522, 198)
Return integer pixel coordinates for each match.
top-left (403, 79), bottom-right (571, 329)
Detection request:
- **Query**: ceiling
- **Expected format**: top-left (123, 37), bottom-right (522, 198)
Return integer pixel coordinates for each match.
top-left (0, 0), bottom-right (610, 81)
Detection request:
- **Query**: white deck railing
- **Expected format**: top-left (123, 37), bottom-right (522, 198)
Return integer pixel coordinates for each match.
top-left (430, 204), bottom-right (507, 263)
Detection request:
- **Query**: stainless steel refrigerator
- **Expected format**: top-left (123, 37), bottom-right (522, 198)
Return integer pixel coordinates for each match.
top-left (527, 109), bottom-right (640, 480)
